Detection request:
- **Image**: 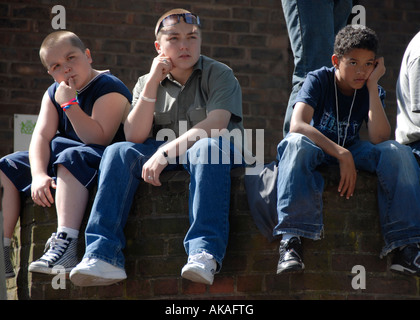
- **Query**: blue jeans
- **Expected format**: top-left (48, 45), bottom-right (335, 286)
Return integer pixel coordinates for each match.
top-left (83, 137), bottom-right (244, 269)
top-left (281, 0), bottom-right (352, 136)
top-left (408, 140), bottom-right (420, 165)
top-left (275, 133), bottom-right (420, 257)
top-left (0, 136), bottom-right (105, 196)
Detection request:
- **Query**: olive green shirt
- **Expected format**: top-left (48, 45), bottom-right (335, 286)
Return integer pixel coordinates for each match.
top-left (132, 55), bottom-right (244, 149)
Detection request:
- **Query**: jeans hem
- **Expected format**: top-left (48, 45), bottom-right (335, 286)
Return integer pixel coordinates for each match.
top-left (380, 236), bottom-right (420, 258)
top-left (273, 228), bottom-right (322, 241)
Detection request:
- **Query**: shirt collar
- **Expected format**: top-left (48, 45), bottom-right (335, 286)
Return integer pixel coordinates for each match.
top-left (77, 70), bottom-right (110, 94)
top-left (162, 55), bottom-right (203, 86)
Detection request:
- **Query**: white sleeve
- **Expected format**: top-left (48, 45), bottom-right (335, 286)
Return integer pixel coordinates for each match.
top-left (408, 56), bottom-right (420, 113)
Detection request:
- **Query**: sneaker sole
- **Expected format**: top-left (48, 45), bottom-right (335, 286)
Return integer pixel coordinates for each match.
top-left (390, 264), bottom-right (420, 276)
top-left (181, 266), bottom-right (214, 285)
top-left (70, 270), bottom-right (126, 287)
top-left (277, 262), bottom-right (305, 275)
top-left (28, 264), bottom-right (74, 275)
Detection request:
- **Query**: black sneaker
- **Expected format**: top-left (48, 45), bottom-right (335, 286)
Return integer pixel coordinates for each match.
top-left (4, 246), bottom-right (15, 278)
top-left (390, 243), bottom-right (420, 276)
top-left (28, 232), bottom-right (78, 274)
top-left (277, 237), bottom-right (304, 274)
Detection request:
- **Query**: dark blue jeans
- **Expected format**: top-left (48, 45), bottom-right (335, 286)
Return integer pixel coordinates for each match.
top-left (276, 133), bottom-right (420, 257)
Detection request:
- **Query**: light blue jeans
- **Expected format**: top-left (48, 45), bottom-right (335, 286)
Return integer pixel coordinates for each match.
top-left (275, 133), bottom-right (420, 257)
top-left (408, 140), bottom-right (420, 165)
top-left (83, 137), bottom-right (244, 270)
top-left (281, 0), bottom-right (353, 136)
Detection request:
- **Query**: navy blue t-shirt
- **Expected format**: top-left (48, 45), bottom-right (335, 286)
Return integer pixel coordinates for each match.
top-left (295, 66), bottom-right (386, 147)
top-left (47, 71), bottom-right (132, 143)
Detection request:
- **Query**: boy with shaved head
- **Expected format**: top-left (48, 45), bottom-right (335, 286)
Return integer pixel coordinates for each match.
top-left (1, 31), bottom-right (132, 277)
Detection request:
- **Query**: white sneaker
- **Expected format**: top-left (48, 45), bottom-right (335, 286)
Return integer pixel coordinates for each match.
top-left (69, 257), bottom-right (127, 287)
top-left (181, 252), bottom-right (216, 285)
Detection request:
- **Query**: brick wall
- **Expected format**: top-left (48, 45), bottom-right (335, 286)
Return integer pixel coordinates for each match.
top-left (1, 1), bottom-right (419, 160)
top-left (2, 0), bottom-right (420, 302)
top-left (0, 0), bottom-right (289, 160)
top-left (6, 168), bottom-right (420, 300)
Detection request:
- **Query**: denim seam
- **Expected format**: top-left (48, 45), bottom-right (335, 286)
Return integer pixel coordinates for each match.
top-left (220, 163), bottom-right (231, 264)
top-left (109, 151), bottom-right (143, 266)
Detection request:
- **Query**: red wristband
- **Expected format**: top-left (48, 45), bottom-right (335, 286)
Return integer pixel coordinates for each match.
top-left (60, 98), bottom-right (78, 111)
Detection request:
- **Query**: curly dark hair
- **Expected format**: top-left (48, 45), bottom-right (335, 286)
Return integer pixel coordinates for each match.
top-left (334, 25), bottom-right (378, 58)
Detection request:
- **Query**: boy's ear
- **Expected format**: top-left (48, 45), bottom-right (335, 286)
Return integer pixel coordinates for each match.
top-left (85, 48), bottom-right (93, 63)
top-left (332, 54), bottom-right (339, 68)
top-left (155, 41), bottom-right (161, 54)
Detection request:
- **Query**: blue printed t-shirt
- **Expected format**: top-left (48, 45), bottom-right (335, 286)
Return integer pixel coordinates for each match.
top-left (295, 66), bottom-right (386, 148)
top-left (47, 71), bottom-right (132, 143)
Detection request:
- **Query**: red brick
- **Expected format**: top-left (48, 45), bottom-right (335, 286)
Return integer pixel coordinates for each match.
top-left (209, 276), bottom-right (235, 294)
top-left (153, 278), bottom-right (178, 296)
top-left (237, 275), bottom-right (263, 293)
top-left (181, 279), bottom-right (207, 295)
top-left (126, 279), bottom-right (152, 298)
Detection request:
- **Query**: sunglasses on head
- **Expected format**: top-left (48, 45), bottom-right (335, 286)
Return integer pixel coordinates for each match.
top-left (157, 13), bottom-right (201, 34)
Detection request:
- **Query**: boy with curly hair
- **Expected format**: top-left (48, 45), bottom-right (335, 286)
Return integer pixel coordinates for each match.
top-left (273, 25), bottom-right (420, 276)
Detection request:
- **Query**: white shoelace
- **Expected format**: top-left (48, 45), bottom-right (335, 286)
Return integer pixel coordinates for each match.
top-left (41, 234), bottom-right (69, 262)
top-left (188, 252), bottom-right (216, 274)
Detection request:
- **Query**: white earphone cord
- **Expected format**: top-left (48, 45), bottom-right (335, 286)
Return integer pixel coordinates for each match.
top-left (334, 75), bottom-right (357, 147)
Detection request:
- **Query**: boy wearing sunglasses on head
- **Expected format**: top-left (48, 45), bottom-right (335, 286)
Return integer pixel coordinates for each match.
top-left (69, 8), bottom-right (246, 286)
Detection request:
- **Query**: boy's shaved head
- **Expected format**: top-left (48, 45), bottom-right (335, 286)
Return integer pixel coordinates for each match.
top-left (39, 31), bottom-right (86, 68)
